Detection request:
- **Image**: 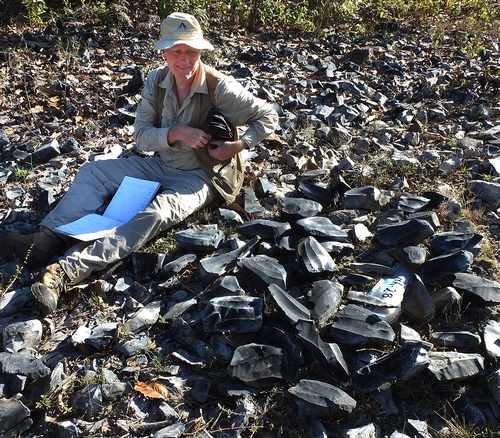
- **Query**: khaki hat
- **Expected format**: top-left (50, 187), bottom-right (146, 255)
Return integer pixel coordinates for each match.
top-left (155, 12), bottom-right (214, 51)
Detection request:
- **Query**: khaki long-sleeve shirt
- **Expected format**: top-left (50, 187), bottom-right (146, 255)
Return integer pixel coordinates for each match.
top-left (133, 62), bottom-right (278, 171)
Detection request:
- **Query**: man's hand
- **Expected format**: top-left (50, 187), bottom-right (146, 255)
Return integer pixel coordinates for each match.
top-left (168, 126), bottom-right (210, 149)
top-left (207, 140), bottom-right (245, 162)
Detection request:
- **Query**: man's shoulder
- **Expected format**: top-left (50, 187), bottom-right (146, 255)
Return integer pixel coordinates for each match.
top-left (146, 66), bottom-right (170, 84)
top-left (204, 64), bottom-right (230, 82)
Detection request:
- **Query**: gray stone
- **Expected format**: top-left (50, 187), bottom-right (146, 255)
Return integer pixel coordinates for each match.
top-left (343, 186), bottom-right (381, 211)
top-left (269, 284), bottom-right (311, 324)
top-left (0, 398), bottom-right (32, 437)
top-left (419, 250), bottom-right (473, 285)
top-left (85, 323), bottom-right (118, 350)
top-left (355, 341), bottom-right (431, 392)
top-left (430, 331), bottom-right (482, 351)
top-left (228, 344), bottom-right (284, 382)
top-left (488, 157), bottom-right (500, 176)
top-left (115, 335), bottom-right (151, 358)
top-left (281, 197), bottom-right (323, 218)
top-left (353, 223), bottom-right (373, 242)
top-left (328, 304), bottom-right (395, 347)
top-left (72, 384), bottom-right (103, 417)
top-left (432, 286), bottom-right (462, 314)
top-left (392, 246), bottom-right (427, 266)
top-left (206, 276), bottom-right (245, 298)
top-left (153, 422), bottom-right (185, 438)
top-left (402, 275), bottom-right (435, 322)
top-left (400, 324), bottom-right (422, 343)
top-left (218, 208), bottom-right (244, 224)
top-left (288, 379), bottom-right (356, 418)
top-left (328, 124), bottom-right (352, 146)
top-left (202, 296), bottom-right (263, 333)
top-left (409, 211), bottom-right (440, 229)
top-left (296, 320), bottom-right (349, 379)
top-left (430, 232), bottom-right (482, 257)
top-left (484, 320), bottom-right (500, 359)
top-left (397, 194), bottom-right (430, 213)
top-left (296, 216), bottom-right (349, 241)
top-left (2, 319), bottom-right (42, 353)
top-left (124, 300), bottom-right (161, 334)
top-left (298, 236), bottom-right (337, 274)
top-left (487, 369), bottom-right (500, 405)
top-left (470, 180), bottom-right (500, 207)
top-left (244, 187), bottom-right (265, 215)
top-left (0, 352), bottom-right (50, 380)
top-left (238, 255), bottom-right (287, 290)
top-left (376, 219), bottom-right (434, 247)
top-left (0, 288), bottom-right (33, 318)
top-left (329, 209), bottom-right (360, 225)
top-left (239, 219), bottom-right (291, 240)
top-left (30, 139), bottom-right (60, 165)
top-left (52, 420), bottom-right (80, 438)
top-left (428, 352), bottom-right (484, 381)
top-left (308, 280), bottom-right (343, 327)
top-left (453, 273), bottom-right (500, 303)
top-left (163, 298), bottom-right (197, 320)
top-left (339, 423), bottom-right (381, 437)
top-left (175, 225), bottom-right (224, 252)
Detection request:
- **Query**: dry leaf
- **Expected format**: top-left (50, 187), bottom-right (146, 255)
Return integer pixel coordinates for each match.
top-left (47, 96), bottom-right (60, 108)
top-left (30, 105), bottom-right (44, 114)
top-left (134, 381), bottom-right (171, 400)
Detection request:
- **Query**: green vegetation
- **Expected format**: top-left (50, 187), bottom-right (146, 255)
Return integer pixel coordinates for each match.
top-left (8, 0), bottom-right (498, 41)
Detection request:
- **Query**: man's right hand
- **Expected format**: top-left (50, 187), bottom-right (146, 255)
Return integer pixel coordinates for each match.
top-left (168, 126), bottom-right (210, 150)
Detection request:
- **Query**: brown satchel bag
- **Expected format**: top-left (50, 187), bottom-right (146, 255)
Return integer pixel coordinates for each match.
top-left (154, 65), bottom-right (245, 204)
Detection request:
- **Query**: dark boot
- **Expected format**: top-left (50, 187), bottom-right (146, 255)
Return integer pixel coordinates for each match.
top-left (31, 262), bottom-right (70, 315)
top-left (0, 228), bottom-right (68, 268)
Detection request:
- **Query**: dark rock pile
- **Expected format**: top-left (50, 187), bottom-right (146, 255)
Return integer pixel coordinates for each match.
top-left (0, 16), bottom-right (499, 437)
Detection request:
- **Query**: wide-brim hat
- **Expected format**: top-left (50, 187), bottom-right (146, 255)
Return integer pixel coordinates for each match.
top-left (155, 12), bottom-right (214, 51)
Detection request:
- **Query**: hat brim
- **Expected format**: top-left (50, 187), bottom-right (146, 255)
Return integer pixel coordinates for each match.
top-left (155, 38), bottom-right (214, 51)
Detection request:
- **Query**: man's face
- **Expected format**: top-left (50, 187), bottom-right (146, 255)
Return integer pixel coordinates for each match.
top-left (163, 44), bottom-right (202, 83)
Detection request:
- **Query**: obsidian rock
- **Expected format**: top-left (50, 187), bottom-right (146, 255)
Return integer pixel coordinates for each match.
top-left (354, 341), bottom-right (432, 392)
top-left (239, 219), bottom-right (291, 241)
top-left (288, 379), bottom-right (356, 418)
top-left (298, 237), bottom-right (337, 275)
top-left (453, 273), bottom-right (500, 303)
top-left (427, 351), bottom-right (485, 381)
top-left (269, 284), bottom-right (311, 324)
top-left (281, 197), bottom-right (323, 219)
top-left (228, 343), bottom-right (284, 383)
top-left (296, 216), bottom-right (349, 241)
top-left (375, 219), bottom-right (435, 247)
top-left (238, 255), bottom-right (287, 290)
top-left (419, 250), bottom-right (473, 285)
top-left (328, 304), bottom-right (396, 347)
top-left (430, 232), bottom-right (482, 257)
top-left (201, 296), bottom-right (263, 334)
top-left (308, 279), bottom-right (343, 327)
top-left (175, 225), bottom-right (224, 252)
top-left (296, 320), bottom-right (349, 380)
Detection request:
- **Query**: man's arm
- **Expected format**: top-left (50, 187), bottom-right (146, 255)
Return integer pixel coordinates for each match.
top-left (208, 76), bottom-right (279, 160)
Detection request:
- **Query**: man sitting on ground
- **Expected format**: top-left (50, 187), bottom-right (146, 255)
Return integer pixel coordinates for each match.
top-left (1, 12), bottom-right (278, 314)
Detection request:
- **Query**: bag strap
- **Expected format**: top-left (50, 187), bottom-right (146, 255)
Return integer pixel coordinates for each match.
top-left (155, 66), bottom-right (169, 128)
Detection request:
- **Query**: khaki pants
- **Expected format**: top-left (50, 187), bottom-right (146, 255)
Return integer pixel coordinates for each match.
top-left (41, 156), bottom-right (214, 283)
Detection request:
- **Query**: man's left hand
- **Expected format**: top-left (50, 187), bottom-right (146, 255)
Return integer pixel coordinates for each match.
top-left (207, 140), bottom-right (245, 162)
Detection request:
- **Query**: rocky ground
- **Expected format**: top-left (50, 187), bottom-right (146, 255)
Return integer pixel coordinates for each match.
top-left (0, 10), bottom-right (499, 438)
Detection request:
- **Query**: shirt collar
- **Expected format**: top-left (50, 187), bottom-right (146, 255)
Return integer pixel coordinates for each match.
top-left (159, 62), bottom-right (208, 96)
